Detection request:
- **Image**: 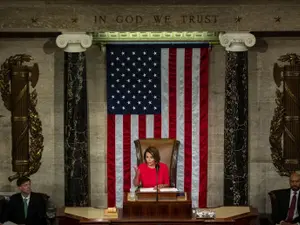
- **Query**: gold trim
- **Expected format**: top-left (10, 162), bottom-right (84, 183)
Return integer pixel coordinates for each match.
top-left (284, 71), bottom-right (300, 77)
top-left (285, 116), bottom-right (300, 121)
top-left (12, 116), bottom-right (28, 122)
top-left (15, 84), bottom-right (28, 105)
top-left (12, 72), bottom-right (29, 77)
top-left (284, 159), bottom-right (299, 165)
top-left (285, 85), bottom-right (299, 107)
top-left (285, 159), bottom-right (299, 164)
top-left (284, 126), bottom-right (296, 143)
top-left (14, 160), bottom-right (29, 165)
top-left (91, 31), bottom-right (219, 43)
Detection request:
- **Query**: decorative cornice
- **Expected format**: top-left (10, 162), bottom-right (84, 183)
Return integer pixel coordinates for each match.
top-left (91, 31), bottom-right (219, 43)
top-left (218, 32), bottom-right (256, 52)
top-left (56, 32), bottom-right (93, 53)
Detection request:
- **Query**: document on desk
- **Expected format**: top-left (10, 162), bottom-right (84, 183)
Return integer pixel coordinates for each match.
top-left (139, 188), bottom-right (156, 192)
top-left (139, 187), bottom-right (179, 192)
top-left (159, 188), bottom-right (178, 192)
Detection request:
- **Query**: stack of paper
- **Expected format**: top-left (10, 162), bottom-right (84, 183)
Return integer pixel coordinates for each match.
top-left (139, 188), bottom-right (156, 192)
top-left (139, 187), bottom-right (178, 192)
top-left (159, 188), bottom-right (178, 192)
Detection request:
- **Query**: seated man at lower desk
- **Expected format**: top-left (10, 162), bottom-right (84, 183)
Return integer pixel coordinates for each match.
top-left (272, 172), bottom-right (300, 225)
top-left (0, 176), bottom-right (47, 225)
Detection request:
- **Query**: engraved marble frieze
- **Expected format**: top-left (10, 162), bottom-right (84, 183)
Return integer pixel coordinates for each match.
top-left (1, 2), bottom-right (300, 31)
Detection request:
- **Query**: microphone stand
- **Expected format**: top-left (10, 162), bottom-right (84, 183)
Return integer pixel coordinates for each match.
top-left (155, 163), bottom-right (160, 202)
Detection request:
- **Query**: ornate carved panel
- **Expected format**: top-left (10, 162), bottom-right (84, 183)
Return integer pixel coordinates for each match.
top-left (0, 2), bottom-right (298, 31)
top-left (270, 54), bottom-right (300, 176)
top-left (0, 54), bottom-right (44, 181)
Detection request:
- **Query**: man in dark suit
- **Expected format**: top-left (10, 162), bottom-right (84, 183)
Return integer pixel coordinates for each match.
top-left (272, 172), bottom-right (300, 225)
top-left (0, 196), bottom-right (8, 224)
top-left (0, 176), bottom-right (47, 225)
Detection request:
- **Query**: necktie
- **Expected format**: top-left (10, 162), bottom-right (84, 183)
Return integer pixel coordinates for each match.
top-left (23, 198), bottom-right (28, 218)
top-left (287, 191), bottom-right (297, 222)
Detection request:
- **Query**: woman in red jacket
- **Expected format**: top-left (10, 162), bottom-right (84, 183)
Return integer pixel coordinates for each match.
top-left (133, 146), bottom-right (169, 188)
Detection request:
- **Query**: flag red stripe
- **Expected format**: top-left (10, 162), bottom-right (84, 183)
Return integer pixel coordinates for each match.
top-left (168, 48), bottom-right (177, 139)
top-left (154, 114), bottom-right (162, 138)
top-left (107, 114), bottom-right (116, 207)
top-left (123, 115), bottom-right (131, 192)
top-left (138, 115), bottom-right (146, 138)
top-left (199, 48), bottom-right (209, 207)
top-left (184, 48), bottom-right (192, 192)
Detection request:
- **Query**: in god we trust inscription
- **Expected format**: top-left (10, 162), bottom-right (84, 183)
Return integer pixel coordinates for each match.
top-left (94, 14), bottom-right (218, 24)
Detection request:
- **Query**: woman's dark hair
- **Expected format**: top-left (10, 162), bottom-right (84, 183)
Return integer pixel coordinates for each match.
top-left (143, 146), bottom-right (160, 163)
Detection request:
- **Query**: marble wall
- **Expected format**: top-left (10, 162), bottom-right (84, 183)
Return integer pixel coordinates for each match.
top-left (0, 36), bottom-right (296, 213)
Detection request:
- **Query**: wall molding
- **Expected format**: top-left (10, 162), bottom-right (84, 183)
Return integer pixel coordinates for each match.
top-left (91, 31), bottom-right (219, 43)
top-left (0, 3), bottom-right (299, 31)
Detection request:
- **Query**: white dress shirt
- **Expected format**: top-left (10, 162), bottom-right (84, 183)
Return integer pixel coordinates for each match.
top-left (21, 194), bottom-right (30, 205)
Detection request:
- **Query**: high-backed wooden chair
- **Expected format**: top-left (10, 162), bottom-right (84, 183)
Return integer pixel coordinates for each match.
top-left (134, 138), bottom-right (180, 187)
top-left (268, 189), bottom-right (287, 225)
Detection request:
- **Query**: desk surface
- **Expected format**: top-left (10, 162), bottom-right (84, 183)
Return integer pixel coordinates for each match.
top-left (203, 206), bottom-right (250, 218)
top-left (59, 206), bottom-right (257, 224)
top-left (64, 207), bottom-right (108, 219)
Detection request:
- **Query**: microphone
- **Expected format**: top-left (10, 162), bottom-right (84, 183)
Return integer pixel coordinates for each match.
top-left (155, 163), bottom-right (160, 202)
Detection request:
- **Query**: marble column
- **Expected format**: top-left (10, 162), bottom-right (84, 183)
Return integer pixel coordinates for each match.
top-left (56, 32), bottom-right (93, 206)
top-left (219, 32), bottom-right (256, 206)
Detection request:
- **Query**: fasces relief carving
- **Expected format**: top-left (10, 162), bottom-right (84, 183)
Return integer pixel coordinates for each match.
top-left (0, 54), bottom-right (44, 181)
top-left (270, 54), bottom-right (300, 176)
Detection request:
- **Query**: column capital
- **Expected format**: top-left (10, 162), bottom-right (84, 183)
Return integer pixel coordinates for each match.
top-left (56, 32), bottom-right (93, 53)
top-left (219, 32), bottom-right (256, 52)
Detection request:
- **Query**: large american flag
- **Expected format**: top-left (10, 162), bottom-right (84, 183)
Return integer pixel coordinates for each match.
top-left (106, 44), bottom-right (209, 208)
